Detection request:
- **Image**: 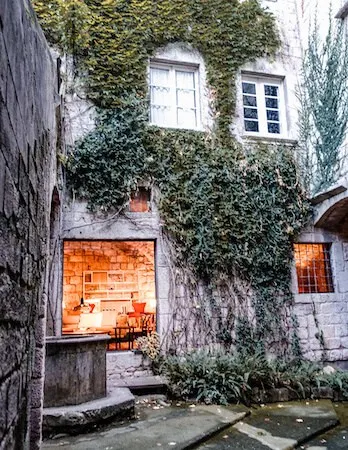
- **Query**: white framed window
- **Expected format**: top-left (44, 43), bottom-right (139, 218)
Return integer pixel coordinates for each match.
top-left (149, 62), bottom-right (200, 130)
top-left (241, 75), bottom-right (287, 137)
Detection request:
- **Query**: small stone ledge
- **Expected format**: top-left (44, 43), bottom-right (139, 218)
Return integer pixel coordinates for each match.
top-left (251, 386), bottom-right (346, 404)
top-left (112, 375), bottom-right (168, 395)
top-left (42, 388), bottom-right (135, 437)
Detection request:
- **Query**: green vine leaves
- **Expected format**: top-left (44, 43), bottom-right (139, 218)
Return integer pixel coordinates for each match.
top-left (33, 0), bottom-right (279, 137)
top-left (34, 0), bottom-right (311, 354)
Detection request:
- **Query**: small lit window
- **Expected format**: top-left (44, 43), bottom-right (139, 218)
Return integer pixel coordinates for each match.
top-left (242, 75), bottom-right (286, 136)
top-left (149, 63), bottom-right (200, 129)
top-left (294, 243), bottom-right (334, 294)
top-left (129, 187), bottom-right (151, 213)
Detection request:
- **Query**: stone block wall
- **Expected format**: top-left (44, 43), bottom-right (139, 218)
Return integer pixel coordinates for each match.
top-left (0, 1), bottom-right (59, 448)
top-left (293, 227), bottom-right (348, 365)
top-left (107, 352), bottom-right (152, 388)
top-left (63, 241), bottom-right (156, 317)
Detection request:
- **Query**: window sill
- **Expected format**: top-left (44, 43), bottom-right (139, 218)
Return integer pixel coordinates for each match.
top-left (148, 123), bottom-right (205, 133)
top-left (295, 292), bottom-right (336, 296)
top-left (242, 135), bottom-right (298, 146)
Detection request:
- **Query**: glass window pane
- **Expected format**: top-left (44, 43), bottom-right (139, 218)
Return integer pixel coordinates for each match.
top-left (176, 70), bottom-right (195, 89)
top-left (177, 108), bottom-right (197, 128)
top-left (294, 243), bottom-right (334, 294)
top-left (177, 89), bottom-right (195, 109)
top-left (244, 107), bottom-right (258, 119)
top-left (150, 68), bottom-right (170, 87)
top-left (265, 97), bottom-right (278, 108)
top-left (267, 122), bottom-right (280, 134)
top-left (244, 120), bottom-right (259, 132)
top-left (266, 110), bottom-right (279, 121)
top-left (243, 95), bottom-right (257, 107)
top-left (151, 105), bottom-right (171, 126)
top-left (264, 85), bottom-right (278, 97)
top-left (151, 86), bottom-right (170, 106)
top-left (242, 82), bottom-right (256, 95)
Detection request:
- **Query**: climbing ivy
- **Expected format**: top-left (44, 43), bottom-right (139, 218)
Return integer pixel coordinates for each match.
top-left (33, 0), bottom-right (279, 137)
top-left (68, 104), bottom-right (310, 353)
top-left (34, 0), bottom-right (311, 355)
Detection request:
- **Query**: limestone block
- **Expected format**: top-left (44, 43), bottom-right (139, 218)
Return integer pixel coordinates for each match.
top-left (296, 327), bottom-right (308, 340)
top-left (336, 272), bottom-right (348, 293)
top-left (30, 378), bottom-right (44, 410)
top-left (295, 304), bottom-right (312, 316)
top-left (309, 339), bottom-right (323, 351)
top-left (324, 338), bottom-right (341, 350)
top-left (32, 346), bottom-right (45, 380)
top-left (326, 350), bottom-right (343, 361)
top-left (321, 325), bottom-right (336, 339)
top-left (339, 337), bottom-right (348, 348)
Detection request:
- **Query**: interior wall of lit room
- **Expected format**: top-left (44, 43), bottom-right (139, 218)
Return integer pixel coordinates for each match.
top-left (62, 241), bottom-right (156, 334)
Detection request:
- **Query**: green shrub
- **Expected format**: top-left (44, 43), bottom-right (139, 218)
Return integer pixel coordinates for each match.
top-left (160, 350), bottom-right (348, 404)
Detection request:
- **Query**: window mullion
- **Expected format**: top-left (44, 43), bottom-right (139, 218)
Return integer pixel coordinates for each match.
top-left (171, 68), bottom-right (177, 127)
top-left (258, 83), bottom-right (268, 134)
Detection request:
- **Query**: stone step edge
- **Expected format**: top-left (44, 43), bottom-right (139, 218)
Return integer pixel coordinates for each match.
top-left (42, 388), bottom-right (135, 437)
top-left (295, 419), bottom-right (340, 449)
top-left (182, 409), bottom-right (250, 450)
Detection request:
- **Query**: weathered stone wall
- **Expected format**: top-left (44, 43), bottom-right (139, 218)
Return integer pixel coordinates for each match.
top-left (0, 1), bottom-right (60, 448)
top-left (293, 227), bottom-right (348, 365)
top-left (107, 352), bottom-right (153, 388)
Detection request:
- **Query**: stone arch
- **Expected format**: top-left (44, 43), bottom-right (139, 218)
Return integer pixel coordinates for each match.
top-left (314, 184), bottom-right (348, 235)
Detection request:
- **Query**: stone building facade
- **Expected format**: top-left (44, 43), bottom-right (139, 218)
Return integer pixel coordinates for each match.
top-left (1, 0), bottom-right (348, 447)
top-left (58, 0), bottom-right (348, 370)
top-left (0, 0), bottom-right (61, 448)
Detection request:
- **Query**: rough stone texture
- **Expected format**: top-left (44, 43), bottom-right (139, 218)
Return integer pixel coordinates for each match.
top-left (0, 1), bottom-right (60, 448)
top-left (44, 336), bottom-right (109, 408)
top-left (293, 224), bottom-right (348, 364)
top-left (107, 351), bottom-right (153, 389)
top-left (42, 404), bottom-right (247, 449)
top-left (59, 0), bottom-right (348, 366)
top-left (42, 387), bottom-right (135, 437)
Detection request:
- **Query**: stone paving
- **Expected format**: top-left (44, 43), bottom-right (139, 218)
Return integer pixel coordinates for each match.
top-left (42, 403), bottom-right (247, 450)
top-left (42, 399), bottom-right (348, 450)
top-left (199, 400), bottom-right (338, 450)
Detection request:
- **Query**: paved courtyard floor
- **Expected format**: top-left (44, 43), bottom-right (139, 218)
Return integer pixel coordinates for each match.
top-left (42, 398), bottom-right (348, 450)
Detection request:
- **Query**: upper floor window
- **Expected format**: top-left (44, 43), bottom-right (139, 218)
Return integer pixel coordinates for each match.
top-left (129, 187), bottom-right (151, 213)
top-left (294, 243), bottom-right (334, 294)
top-left (242, 75), bottom-right (286, 137)
top-left (149, 63), bottom-right (200, 130)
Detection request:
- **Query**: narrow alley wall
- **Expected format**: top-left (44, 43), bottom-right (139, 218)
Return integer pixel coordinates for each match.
top-left (0, 1), bottom-right (59, 449)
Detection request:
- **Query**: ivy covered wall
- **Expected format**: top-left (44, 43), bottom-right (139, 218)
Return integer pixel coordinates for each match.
top-left (33, 0), bottom-right (311, 356)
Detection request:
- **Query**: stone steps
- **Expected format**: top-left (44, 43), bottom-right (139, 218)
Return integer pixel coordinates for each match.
top-left (42, 388), bottom-right (135, 437)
